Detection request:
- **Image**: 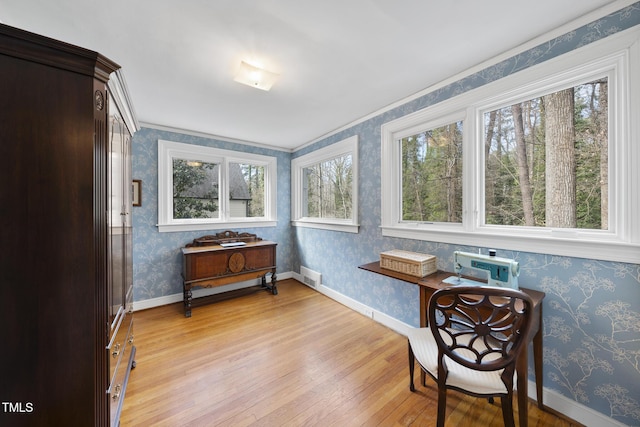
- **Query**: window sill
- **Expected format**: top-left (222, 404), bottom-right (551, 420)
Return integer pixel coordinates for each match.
top-left (292, 220), bottom-right (359, 234)
top-left (157, 220), bottom-right (277, 233)
top-left (381, 225), bottom-right (639, 264)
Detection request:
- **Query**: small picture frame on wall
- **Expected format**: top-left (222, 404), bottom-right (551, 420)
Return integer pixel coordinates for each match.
top-left (132, 179), bottom-right (142, 207)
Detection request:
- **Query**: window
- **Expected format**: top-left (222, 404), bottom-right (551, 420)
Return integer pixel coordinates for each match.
top-left (158, 140), bottom-right (277, 232)
top-left (292, 135), bottom-right (359, 233)
top-left (483, 80), bottom-right (607, 230)
top-left (381, 30), bottom-right (639, 263)
top-left (401, 121), bottom-right (463, 223)
top-left (172, 158), bottom-right (220, 219)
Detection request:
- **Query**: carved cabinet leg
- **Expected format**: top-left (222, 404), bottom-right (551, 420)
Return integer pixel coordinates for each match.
top-left (271, 271), bottom-right (278, 295)
top-left (184, 284), bottom-right (192, 317)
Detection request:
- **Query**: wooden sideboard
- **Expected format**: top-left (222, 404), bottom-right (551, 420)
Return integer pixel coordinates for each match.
top-left (182, 236), bottom-right (277, 317)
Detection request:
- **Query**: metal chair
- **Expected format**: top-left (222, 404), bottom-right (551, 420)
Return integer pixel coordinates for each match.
top-left (408, 285), bottom-right (534, 427)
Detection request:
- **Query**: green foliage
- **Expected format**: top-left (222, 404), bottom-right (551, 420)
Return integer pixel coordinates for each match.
top-left (483, 80), bottom-right (606, 229)
top-left (573, 84), bottom-right (604, 229)
top-left (485, 149), bottom-right (524, 225)
top-left (401, 123), bottom-right (463, 222)
top-left (401, 80), bottom-right (607, 230)
top-left (238, 163), bottom-right (265, 217)
top-left (173, 159), bottom-right (219, 219)
top-left (305, 154), bottom-right (352, 219)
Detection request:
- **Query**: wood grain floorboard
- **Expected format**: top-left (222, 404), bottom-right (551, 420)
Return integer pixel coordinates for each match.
top-left (120, 279), bottom-right (583, 427)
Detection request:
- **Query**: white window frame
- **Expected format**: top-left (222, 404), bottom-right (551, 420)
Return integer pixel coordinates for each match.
top-left (291, 135), bottom-right (359, 233)
top-left (157, 140), bottom-right (277, 233)
top-left (381, 28), bottom-right (640, 264)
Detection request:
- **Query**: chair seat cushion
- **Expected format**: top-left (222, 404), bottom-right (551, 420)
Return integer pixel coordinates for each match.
top-left (408, 327), bottom-right (510, 395)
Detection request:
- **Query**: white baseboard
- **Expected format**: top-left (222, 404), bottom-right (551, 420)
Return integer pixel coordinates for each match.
top-left (527, 382), bottom-right (627, 427)
top-left (313, 283), bottom-right (412, 336)
top-left (132, 271), bottom-right (293, 312)
top-left (133, 273), bottom-right (621, 426)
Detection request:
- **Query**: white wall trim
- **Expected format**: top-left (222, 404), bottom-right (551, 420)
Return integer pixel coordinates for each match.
top-left (528, 383), bottom-right (628, 427)
top-left (140, 121), bottom-right (293, 153)
top-left (313, 282), bottom-right (412, 336)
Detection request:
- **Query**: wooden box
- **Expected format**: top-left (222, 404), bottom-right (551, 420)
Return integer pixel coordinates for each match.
top-left (380, 250), bottom-right (437, 277)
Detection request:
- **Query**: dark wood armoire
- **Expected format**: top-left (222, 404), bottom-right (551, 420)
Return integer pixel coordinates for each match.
top-left (0, 23), bottom-right (137, 426)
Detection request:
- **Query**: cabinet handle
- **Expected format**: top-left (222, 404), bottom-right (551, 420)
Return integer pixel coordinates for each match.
top-left (112, 384), bottom-right (121, 400)
top-left (112, 343), bottom-right (120, 358)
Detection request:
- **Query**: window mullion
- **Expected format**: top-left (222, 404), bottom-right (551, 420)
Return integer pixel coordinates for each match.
top-left (219, 160), bottom-right (229, 221)
top-left (465, 108), bottom-right (479, 232)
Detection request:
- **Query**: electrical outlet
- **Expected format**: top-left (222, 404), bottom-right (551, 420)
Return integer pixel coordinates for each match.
top-left (362, 307), bottom-right (374, 319)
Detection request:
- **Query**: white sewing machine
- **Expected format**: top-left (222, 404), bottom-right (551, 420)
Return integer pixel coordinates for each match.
top-left (443, 250), bottom-right (520, 289)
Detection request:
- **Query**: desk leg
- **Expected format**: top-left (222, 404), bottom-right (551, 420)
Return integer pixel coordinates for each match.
top-left (419, 286), bottom-right (427, 387)
top-left (183, 284), bottom-right (192, 318)
top-left (533, 313), bottom-right (544, 408)
top-left (517, 351), bottom-right (528, 427)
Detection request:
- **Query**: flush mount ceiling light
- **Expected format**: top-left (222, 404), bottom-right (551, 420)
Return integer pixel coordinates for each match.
top-left (234, 61), bottom-right (279, 91)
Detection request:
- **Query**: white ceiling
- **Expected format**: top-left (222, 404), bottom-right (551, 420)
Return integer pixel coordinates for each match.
top-left (0, 0), bottom-right (628, 150)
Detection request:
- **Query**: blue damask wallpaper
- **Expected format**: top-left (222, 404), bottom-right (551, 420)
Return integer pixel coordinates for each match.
top-left (132, 4), bottom-right (640, 425)
top-left (131, 129), bottom-right (293, 301)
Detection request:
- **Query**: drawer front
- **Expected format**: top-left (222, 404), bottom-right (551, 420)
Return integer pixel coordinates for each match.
top-left (243, 246), bottom-right (275, 270)
top-left (109, 313), bottom-right (133, 424)
top-left (108, 310), bottom-right (131, 388)
top-left (107, 306), bottom-right (127, 385)
top-left (189, 251), bottom-right (228, 280)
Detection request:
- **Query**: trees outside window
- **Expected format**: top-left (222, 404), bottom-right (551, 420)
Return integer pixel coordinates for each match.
top-left (394, 81), bottom-right (607, 232)
top-left (173, 159), bottom-right (219, 219)
top-left (158, 140), bottom-right (277, 232)
top-left (172, 160), bottom-right (266, 220)
top-left (304, 154), bottom-right (352, 220)
top-left (401, 122), bottom-right (463, 223)
top-left (292, 135), bottom-right (359, 233)
top-left (484, 80), bottom-right (607, 230)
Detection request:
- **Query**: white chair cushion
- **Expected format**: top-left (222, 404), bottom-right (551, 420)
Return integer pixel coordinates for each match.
top-left (408, 327), bottom-right (511, 395)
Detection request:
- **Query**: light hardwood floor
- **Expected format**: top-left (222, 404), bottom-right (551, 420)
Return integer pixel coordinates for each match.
top-left (120, 279), bottom-right (583, 427)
